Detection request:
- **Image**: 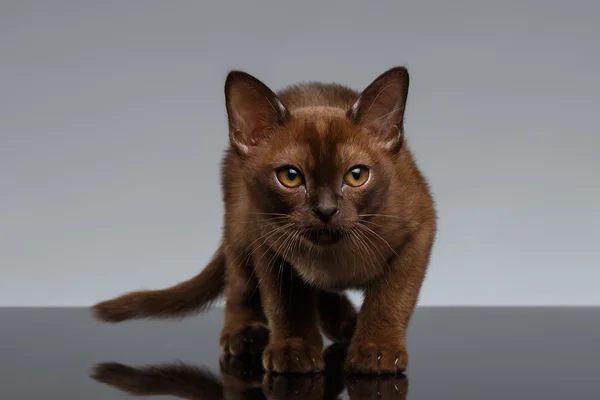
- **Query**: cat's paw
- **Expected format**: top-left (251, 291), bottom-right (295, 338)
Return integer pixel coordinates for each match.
top-left (262, 338), bottom-right (324, 374)
top-left (219, 322), bottom-right (270, 356)
top-left (346, 375), bottom-right (409, 399)
top-left (345, 342), bottom-right (408, 375)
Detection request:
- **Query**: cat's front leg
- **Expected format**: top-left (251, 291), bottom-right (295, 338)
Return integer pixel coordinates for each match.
top-left (345, 225), bottom-right (435, 375)
top-left (220, 249), bottom-right (269, 356)
top-left (253, 246), bottom-right (324, 374)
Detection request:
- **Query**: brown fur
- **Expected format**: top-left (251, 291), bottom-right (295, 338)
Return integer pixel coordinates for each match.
top-left (92, 66), bottom-right (437, 375)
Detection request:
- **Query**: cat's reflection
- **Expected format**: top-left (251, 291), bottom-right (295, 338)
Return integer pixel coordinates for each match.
top-left (91, 344), bottom-right (408, 400)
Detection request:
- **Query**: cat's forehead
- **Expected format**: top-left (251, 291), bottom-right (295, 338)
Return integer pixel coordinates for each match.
top-left (270, 106), bottom-right (373, 169)
top-left (291, 106), bottom-right (347, 135)
top-left (288, 106), bottom-right (356, 146)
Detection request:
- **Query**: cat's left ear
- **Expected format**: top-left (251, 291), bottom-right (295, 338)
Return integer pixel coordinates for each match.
top-left (224, 70), bottom-right (289, 155)
top-left (347, 66), bottom-right (409, 152)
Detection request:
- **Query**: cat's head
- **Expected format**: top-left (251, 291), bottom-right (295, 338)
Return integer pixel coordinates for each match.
top-left (224, 67), bottom-right (409, 247)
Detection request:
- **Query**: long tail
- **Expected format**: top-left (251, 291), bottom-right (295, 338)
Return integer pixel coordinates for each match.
top-left (92, 246), bottom-right (226, 322)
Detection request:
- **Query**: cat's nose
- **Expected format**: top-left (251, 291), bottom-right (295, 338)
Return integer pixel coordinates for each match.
top-left (313, 206), bottom-right (338, 222)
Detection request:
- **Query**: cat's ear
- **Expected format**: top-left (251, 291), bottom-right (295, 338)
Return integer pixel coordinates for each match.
top-left (347, 66), bottom-right (409, 152)
top-left (224, 71), bottom-right (289, 155)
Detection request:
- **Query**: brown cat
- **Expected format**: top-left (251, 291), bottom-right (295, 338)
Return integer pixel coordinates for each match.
top-left (92, 66), bottom-right (437, 375)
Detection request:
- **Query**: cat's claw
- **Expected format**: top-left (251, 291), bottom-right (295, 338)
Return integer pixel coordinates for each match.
top-left (262, 338), bottom-right (324, 374)
top-left (345, 342), bottom-right (408, 375)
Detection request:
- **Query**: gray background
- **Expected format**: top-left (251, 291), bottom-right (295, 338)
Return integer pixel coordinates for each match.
top-left (1, 1), bottom-right (598, 307)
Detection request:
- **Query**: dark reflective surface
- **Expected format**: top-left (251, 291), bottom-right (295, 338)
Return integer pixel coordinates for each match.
top-left (90, 343), bottom-right (404, 400)
top-left (1, 307), bottom-right (599, 399)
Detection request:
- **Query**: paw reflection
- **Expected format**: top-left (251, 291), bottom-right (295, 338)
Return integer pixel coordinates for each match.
top-left (91, 343), bottom-right (409, 399)
top-left (264, 374), bottom-right (324, 400)
top-left (220, 353), bottom-right (264, 383)
top-left (347, 375), bottom-right (408, 400)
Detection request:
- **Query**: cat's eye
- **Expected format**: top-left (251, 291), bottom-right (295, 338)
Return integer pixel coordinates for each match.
top-left (344, 166), bottom-right (369, 187)
top-left (276, 167), bottom-right (304, 188)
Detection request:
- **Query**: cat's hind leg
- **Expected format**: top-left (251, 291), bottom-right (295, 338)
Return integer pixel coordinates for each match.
top-left (317, 291), bottom-right (357, 344)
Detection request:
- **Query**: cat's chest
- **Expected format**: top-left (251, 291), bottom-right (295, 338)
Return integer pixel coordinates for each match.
top-left (284, 246), bottom-right (386, 290)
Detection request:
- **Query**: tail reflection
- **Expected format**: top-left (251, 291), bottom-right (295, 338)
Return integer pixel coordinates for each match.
top-left (91, 344), bottom-right (408, 399)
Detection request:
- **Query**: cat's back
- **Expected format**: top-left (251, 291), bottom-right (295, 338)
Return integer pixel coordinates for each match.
top-left (277, 82), bottom-right (358, 111)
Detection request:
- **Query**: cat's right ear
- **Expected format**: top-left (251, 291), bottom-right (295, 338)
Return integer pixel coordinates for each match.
top-left (224, 71), bottom-right (289, 155)
top-left (347, 66), bottom-right (409, 153)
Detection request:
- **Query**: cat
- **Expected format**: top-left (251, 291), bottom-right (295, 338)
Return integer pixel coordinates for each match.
top-left (92, 66), bottom-right (437, 375)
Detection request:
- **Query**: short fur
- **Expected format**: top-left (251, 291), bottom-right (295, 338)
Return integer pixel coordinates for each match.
top-left (93, 66), bottom-right (437, 375)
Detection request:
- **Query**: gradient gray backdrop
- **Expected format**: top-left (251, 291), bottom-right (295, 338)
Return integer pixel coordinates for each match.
top-left (1, 1), bottom-right (598, 307)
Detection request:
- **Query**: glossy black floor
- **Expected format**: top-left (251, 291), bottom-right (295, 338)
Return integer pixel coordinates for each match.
top-left (1, 307), bottom-right (598, 399)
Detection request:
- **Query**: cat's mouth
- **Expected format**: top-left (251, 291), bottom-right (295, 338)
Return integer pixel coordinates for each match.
top-left (305, 229), bottom-right (342, 246)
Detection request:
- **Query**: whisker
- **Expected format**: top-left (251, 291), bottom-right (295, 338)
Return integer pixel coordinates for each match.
top-left (359, 218), bottom-right (388, 231)
top-left (344, 231), bottom-right (358, 279)
top-left (276, 228), bottom-right (301, 296)
top-left (239, 226), bottom-right (291, 294)
top-left (280, 228), bottom-right (301, 281)
top-left (235, 222), bottom-right (294, 276)
top-left (247, 212), bottom-right (290, 217)
top-left (211, 217), bottom-right (290, 262)
top-left (348, 230), bottom-right (368, 280)
top-left (358, 213), bottom-right (406, 221)
top-left (356, 223), bottom-right (399, 260)
top-left (353, 227), bottom-right (386, 272)
top-left (252, 225), bottom-right (294, 297)
top-left (255, 224), bottom-right (293, 275)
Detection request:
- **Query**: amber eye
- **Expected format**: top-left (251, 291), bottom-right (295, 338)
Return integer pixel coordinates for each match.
top-left (276, 167), bottom-right (304, 188)
top-left (344, 166), bottom-right (369, 187)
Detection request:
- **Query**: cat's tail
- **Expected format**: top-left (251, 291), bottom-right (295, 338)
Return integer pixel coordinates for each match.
top-left (92, 245), bottom-right (226, 322)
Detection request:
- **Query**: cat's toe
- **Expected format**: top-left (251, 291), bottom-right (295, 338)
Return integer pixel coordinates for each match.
top-left (262, 338), bottom-right (324, 374)
top-left (345, 342), bottom-right (408, 375)
top-left (219, 322), bottom-right (270, 356)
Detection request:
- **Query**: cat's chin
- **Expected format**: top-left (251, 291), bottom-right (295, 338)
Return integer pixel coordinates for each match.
top-left (305, 229), bottom-right (343, 246)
